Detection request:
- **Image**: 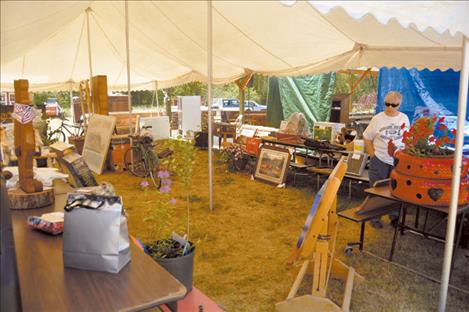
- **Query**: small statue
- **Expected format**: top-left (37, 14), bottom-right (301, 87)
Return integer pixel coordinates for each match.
top-left (12, 79), bottom-right (43, 193)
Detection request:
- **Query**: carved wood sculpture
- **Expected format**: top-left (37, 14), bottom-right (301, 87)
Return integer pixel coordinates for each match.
top-left (79, 80), bottom-right (89, 128)
top-left (277, 157), bottom-right (362, 312)
top-left (12, 79), bottom-right (43, 193)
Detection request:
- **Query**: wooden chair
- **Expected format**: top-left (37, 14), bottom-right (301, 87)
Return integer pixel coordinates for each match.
top-left (277, 157), bottom-right (362, 312)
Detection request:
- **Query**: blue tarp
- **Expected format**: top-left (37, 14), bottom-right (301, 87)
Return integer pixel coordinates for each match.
top-left (377, 67), bottom-right (469, 149)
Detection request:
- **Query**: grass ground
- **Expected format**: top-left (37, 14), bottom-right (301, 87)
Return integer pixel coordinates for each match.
top-left (97, 150), bottom-right (469, 312)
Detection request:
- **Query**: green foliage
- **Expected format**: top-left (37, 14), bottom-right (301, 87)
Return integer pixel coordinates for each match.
top-left (142, 190), bottom-right (174, 240)
top-left (32, 91), bottom-right (78, 109)
top-left (162, 133), bottom-right (197, 189)
top-left (250, 74), bottom-right (268, 104)
top-left (333, 72), bottom-right (378, 113)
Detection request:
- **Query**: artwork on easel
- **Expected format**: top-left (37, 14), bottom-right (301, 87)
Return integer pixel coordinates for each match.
top-left (82, 114), bottom-right (116, 174)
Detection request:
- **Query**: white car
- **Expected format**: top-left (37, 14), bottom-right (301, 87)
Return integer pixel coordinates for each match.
top-left (211, 98), bottom-right (266, 112)
top-left (245, 100), bottom-right (267, 112)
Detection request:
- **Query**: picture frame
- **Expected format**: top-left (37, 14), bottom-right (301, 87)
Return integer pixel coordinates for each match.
top-left (346, 152), bottom-right (367, 176)
top-left (254, 145), bottom-right (290, 185)
top-left (82, 114), bottom-right (116, 174)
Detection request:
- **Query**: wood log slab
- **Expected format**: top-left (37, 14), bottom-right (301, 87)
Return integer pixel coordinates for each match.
top-left (8, 187), bottom-right (54, 210)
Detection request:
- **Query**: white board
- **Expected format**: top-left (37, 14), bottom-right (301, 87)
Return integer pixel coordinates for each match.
top-left (140, 116), bottom-right (170, 140)
top-left (177, 96), bottom-right (201, 134)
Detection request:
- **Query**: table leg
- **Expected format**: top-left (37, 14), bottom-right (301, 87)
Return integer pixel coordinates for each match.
top-left (360, 222), bottom-right (365, 251)
top-left (450, 212), bottom-right (466, 279)
top-left (348, 179), bottom-right (352, 200)
top-left (422, 210), bottom-right (430, 238)
top-left (415, 207), bottom-right (420, 229)
top-left (400, 206), bottom-right (408, 235)
top-left (389, 203), bottom-right (404, 261)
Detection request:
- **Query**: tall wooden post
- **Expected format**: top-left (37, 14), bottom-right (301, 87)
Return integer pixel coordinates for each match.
top-left (235, 71), bottom-right (253, 123)
top-left (92, 75), bottom-right (109, 115)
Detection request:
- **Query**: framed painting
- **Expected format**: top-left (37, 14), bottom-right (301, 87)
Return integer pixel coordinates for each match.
top-left (82, 114), bottom-right (116, 174)
top-left (254, 145), bottom-right (290, 185)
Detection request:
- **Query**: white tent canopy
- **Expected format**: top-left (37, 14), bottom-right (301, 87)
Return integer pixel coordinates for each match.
top-left (1, 1), bottom-right (468, 91)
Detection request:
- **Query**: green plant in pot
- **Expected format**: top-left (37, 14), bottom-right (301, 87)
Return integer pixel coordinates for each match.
top-left (143, 134), bottom-right (197, 292)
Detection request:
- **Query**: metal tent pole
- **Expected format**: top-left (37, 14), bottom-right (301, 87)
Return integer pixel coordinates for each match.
top-left (438, 35), bottom-right (469, 312)
top-left (85, 7), bottom-right (94, 114)
top-left (155, 81), bottom-right (159, 117)
top-left (207, 0), bottom-right (213, 211)
top-left (124, 0), bottom-right (132, 136)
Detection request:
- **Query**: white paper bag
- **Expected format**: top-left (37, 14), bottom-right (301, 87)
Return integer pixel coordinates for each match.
top-left (63, 193), bottom-right (131, 273)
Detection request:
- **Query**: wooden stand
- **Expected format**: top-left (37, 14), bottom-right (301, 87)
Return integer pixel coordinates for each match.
top-left (277, 158), bottom-right (362, 312)
top-left (8, 187), bottom-right (54, 210)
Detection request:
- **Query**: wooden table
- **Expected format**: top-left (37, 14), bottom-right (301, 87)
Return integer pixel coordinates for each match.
top-left (365, 186), bottom-right (469, 263)
top-left (11, 182), bottom-right (187, 311)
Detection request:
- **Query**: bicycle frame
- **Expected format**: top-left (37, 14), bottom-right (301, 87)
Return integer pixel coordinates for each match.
top-left (58, 119), bottom-right (84, 137)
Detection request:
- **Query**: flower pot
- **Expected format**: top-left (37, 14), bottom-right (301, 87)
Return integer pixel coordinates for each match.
top-left (155, 245), bottom-right (195, 292)
top-left (390, 151), bottom-right (469, 206)
top-left (234, 158), bottom-right (248, 171)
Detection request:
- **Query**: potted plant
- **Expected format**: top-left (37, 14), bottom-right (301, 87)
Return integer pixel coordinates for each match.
top-left (221, 144), bottom-right (248, 172)
top-left (142, 135), bottom-right (197, 292)
top-left (390, 115), bottom-right (469, 206)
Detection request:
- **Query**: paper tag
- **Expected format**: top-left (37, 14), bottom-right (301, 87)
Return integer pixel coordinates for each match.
top-left (41, 212), bottom-right (64, 223)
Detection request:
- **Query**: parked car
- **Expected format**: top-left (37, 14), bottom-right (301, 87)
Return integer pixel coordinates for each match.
top-left (212, 98), bottom-right (240, 111)
top-left (244, 100), bottom-right (267, 112)
top-left (45, 98), bottom-right (63, 118)
top-left (211, 98), bottom-right (266, 112)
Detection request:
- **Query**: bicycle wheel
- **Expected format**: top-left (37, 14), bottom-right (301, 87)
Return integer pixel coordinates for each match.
top-left (124, 147), bottom-right (146, 177)
top-left (149, 169), bottom-right (161, 189)
top-left (48, 130), bottom-right (66, 144)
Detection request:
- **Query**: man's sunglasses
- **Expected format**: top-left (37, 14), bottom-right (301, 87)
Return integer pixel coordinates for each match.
top-left (385, 102), bottom-right (400, 108)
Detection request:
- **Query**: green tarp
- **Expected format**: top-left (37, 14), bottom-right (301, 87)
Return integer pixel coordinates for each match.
top-left (266, 74), bottom-right (336, 128)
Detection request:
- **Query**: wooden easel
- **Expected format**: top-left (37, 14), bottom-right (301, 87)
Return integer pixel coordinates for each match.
top-left (277, 157), bottom-right (362, 312)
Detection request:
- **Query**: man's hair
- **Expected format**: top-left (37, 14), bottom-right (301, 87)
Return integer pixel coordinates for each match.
top-left (384, 91), bottom-right (402, 104)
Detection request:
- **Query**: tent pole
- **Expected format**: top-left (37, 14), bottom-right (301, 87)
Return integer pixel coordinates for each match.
top-left (154, 81), bottom-right (159, 117)
top-left (124, 0), bottom-right (132, 136)
top-left (207, 0), bottom-right (213, 211)
top-left (69, 85), bottom-right (74, 124)
top-left (85, 7), bottom-right (94, 114)
top-left (438, 35), bottom-right (469, 312)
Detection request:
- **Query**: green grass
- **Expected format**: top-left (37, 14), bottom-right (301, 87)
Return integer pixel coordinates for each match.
top-left (97, 150), bottom-right (469, 312)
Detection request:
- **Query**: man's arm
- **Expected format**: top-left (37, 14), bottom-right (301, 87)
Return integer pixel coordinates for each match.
top-left (364, 138), bottom-right (375, 157)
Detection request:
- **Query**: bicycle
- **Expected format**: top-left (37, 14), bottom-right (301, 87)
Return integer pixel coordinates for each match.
top-left (124, 126), bottom-right (172, 188)
top-left (47, 116), bottom-right (85, 143)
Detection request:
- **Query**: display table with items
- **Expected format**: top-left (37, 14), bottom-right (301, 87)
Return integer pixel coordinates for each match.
top-left (365, 185), bottom-right (469, 265)
top-left (9, 181), bottom-right (187, 311)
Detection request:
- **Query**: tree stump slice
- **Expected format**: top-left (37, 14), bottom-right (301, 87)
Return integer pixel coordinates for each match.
top-left (8, 187), bottom-right (54, 210)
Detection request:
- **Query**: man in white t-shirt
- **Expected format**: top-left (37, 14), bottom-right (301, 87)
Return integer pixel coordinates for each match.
top-left (362, 91), bottom-right (410, 228)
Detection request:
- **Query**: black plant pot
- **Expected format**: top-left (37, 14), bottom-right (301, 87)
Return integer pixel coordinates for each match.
top-left (156, 246), bottom-right (195, 292)
top-left (234, 158), bottom-right (248, 171)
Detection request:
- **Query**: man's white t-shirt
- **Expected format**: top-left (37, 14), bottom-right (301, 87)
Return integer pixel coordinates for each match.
top-left (363, 112), bottom-right (410, 165)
